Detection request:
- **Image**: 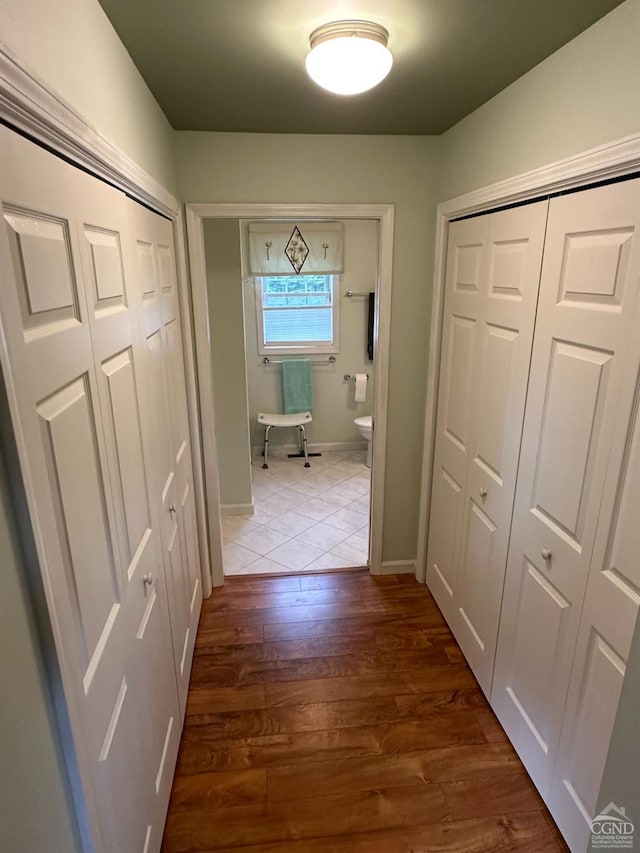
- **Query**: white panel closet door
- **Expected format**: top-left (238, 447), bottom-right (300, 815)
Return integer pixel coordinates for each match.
top-left (454, 202), bottom-right (547, 692)
top-left (427, 215), bottom-right (486, 635)
top-left (0, 127), bottom-right (180, 852)
top-left (78, 178), bottom-right (182, 850)
top-left (492, 179), bottom-right (640, 798)
top-left (548, 185), bottom-right (640, 849)
top-left (426, 202), bottom-right (547, 694)
top-left (128, 201), bottom-right (202, 714)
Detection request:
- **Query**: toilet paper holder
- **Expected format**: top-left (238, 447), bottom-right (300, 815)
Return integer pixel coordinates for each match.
top-left (344, 373), bottom-right (369, 381)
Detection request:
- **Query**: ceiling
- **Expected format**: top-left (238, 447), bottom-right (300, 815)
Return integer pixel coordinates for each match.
top-left (98, 0), bottom-right (624, 135)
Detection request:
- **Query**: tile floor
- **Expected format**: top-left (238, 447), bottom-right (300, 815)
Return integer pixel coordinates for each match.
top-left (221, 448), bottom-right (371, 575)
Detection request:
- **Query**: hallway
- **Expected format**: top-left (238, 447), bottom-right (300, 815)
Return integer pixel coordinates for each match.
top-left (161, 571), bottom-right (567, 851)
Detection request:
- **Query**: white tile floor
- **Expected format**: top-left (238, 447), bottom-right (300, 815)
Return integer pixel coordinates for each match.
top-left (221, 448), bottom-right (371, 576)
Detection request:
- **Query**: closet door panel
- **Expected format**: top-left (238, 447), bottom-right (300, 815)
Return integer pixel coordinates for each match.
top-left (77, 174), bottom-right (182, 847)
top-left (165, 475), bottom-right (192, 674)
top-left (158, 231), bottom-right (201, 694)
top-left (129, 208), bottom-right (187, 704)
top-left (551, 632), bottom-right (625, 848)
top-left (127, 201), bottom-right (202, 714)
top-left (99, 338), bottom-right (181, 833)
top-left (472, 322), bottom-right (519, 481)
top-left (442, 312), bottom-right (477, 479)
top-left (78, 186), bottom-right (152, 585)
top-left (499, 557), bottom-right (570, 750)
top-left (456, 499), bottom-right (498, 654)
top-left (492, 179), bottom-right (640, 796)
top-left (180, 474), bottom-right (201, 618)
top-left (98, 337), bottom-right (181, 836)
top-left (429, 465), bottom-right (463, 597)
top-left (144, 329), bottom-right (174, 494)
top-left (3, 209), bottom-right (79, 328)
top-left (36, 374), bottom-right (125, 704)
top-left (532, 341), bottom-right (611, 541)
top-left (155, 228), bottom-right (196, 527)
top-left (453, 201), bottom-right (548, 693)
top-left (427, 217), bottom-right (486, 615)
top-left (100, 348), bottom-right (151, 559)
top-left (549, 311), bottom-right (640, 850)
top-left (138, 236), bottom-right (163, 340)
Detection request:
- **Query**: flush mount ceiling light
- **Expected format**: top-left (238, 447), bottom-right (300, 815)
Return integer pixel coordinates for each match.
top-left (305, 20), bottom-right (393, 96)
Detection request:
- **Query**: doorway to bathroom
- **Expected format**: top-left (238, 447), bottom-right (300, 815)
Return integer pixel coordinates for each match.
top-left (185, 203), bottom-right (394, 586)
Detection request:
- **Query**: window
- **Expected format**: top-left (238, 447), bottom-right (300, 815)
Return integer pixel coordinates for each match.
top-left (256, 274), bottom-right (339, 355)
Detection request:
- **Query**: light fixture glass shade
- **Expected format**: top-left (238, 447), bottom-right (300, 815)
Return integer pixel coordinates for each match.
top-left (305, 21), bottom-right (393, 96)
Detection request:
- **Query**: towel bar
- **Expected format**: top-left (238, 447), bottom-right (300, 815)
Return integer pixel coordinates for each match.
top-left (263, 356), bottom-right (336, 364)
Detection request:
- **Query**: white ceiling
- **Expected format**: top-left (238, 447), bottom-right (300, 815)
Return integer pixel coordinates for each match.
top-left (98, 0), bottom-right (625, 134)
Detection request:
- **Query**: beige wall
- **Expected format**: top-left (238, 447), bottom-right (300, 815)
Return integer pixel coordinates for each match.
top-left (176, 133), bottom-right (440, 563)
top-left (0, 0), bottom-right (177, 193)
top-left (438, 0), bottom-right (640, 201)
top-left (243, 219), bottom-right (377, 451)
top-left (0, 444), bottom-right (80, 852)
top-left (204, 219), bottom-right (253, 508)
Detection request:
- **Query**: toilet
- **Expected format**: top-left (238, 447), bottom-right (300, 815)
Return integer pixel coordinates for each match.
top-left (354, 415), bottom-right (373, 468)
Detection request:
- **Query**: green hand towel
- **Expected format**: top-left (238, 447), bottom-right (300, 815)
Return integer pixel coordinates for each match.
top-left (282, 359), bottom-right (313, 414)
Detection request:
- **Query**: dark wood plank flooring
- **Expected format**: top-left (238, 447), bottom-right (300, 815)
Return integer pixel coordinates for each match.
top-left (162, 570), bottom-right (568, 852)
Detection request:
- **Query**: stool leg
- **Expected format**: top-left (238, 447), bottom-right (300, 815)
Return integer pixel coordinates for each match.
top-left (300, 424), bottom-right (310, 467)
top-left (263, 424), bottom-right (271, 469)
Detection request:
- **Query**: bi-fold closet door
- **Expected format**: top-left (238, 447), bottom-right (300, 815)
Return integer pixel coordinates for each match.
top-left (0, 126), bottom-right (202, 852)
top-left (129, 201), bottom-right (202, 710)
top-left (426, 201), bottom-right (548, 695)
top-left (428, 176), bottom-right (640, 852)
top-left (492, 178), bottom-right (640, 851)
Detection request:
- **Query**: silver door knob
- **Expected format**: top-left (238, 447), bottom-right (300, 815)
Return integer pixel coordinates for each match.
top-left (143, 572), bottom-right (154, 586)
top-left (479, 487), bottom-right (487, 500)
top-left (541, 548), bottom-right (552, 562)
top-left (169, 503), bottom-right (177, 514)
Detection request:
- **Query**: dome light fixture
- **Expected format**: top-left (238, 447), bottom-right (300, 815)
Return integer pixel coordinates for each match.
top-left (305, 20), bottom-right (393, 96)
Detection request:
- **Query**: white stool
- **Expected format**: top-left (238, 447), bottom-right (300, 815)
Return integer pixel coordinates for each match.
top-left (258, 411), bottom-right (313, 468)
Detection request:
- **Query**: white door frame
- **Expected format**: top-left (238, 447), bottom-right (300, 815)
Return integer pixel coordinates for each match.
top-left (185, 203), bottom-right (395, 586)
top-left (416, 133), bottom-right (640, 583)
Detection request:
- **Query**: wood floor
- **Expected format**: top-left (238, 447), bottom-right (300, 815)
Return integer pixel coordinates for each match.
top-left (161, 570), bottom-right (568, 852)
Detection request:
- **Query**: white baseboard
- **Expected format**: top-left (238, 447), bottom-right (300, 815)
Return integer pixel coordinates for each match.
top-left (221, 503), bottom-right (254, 516)
top-left (380, 560), bottom-right (417, 576)
top-left (251, 440), bottom-right (366, 460)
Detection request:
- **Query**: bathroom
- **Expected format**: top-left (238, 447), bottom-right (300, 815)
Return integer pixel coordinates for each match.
top-left (205, 217), bottom-right (378, 575)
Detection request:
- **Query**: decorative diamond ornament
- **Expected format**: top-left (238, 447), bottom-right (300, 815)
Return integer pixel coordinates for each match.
top-left (284, 226), bottom-right (309, 274)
